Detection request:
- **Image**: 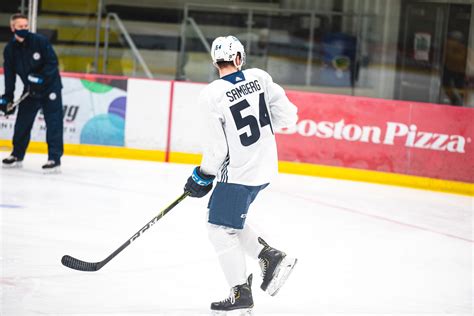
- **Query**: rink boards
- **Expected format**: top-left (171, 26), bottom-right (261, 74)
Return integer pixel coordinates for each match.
top-left (0, 72), bottom-right (472, 195)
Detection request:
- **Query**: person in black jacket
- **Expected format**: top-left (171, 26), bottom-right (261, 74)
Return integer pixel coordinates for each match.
top-left (0, 13), bottom-right (63, 172)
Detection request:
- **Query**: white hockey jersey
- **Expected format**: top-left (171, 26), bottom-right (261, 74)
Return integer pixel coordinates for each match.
top-left (199, 68), bottom-right (298, 186)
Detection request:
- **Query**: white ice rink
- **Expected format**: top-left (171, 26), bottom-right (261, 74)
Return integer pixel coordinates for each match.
top-left (1, 153), bottom-right (472, 316)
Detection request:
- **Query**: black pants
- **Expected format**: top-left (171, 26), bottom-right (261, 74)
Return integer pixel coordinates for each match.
top-left (12, 91), bottom-right (63, 162)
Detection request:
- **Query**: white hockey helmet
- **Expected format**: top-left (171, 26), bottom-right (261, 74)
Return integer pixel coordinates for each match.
top-left (211, 35), bottom-right (246, 70)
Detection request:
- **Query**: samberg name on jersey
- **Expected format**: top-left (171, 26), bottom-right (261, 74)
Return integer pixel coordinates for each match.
top-left (226, 80), bottom-right (262, 102)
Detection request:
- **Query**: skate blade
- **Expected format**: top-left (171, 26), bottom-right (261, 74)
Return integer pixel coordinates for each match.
top-left (2, 161), bottom-right (23, 169)
top-left (266, 256), bottom-right (297, 296)
top-left (43, 166), bottom-right (61, 174)
top-left (211, 308), bottom-right (253, 315)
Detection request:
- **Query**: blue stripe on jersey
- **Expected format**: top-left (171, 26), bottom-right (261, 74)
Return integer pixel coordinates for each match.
top-left (220, 70), bottom-right (246, 84)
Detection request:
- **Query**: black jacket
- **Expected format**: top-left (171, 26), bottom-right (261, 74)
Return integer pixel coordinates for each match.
top-left (3, 32), bottom-right (62, 101)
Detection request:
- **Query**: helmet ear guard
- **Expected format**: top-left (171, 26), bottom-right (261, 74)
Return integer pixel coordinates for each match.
top-left (211, 36), bottom-right (246, 70)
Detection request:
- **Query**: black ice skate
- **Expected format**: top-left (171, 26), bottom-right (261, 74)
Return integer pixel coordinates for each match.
top-left (258, 237), bottom-right (297, 296)
top-left (42, 160), bottom-right (61, 174)
top-left (211, 274), bottom-right (254, 315)
top-left (2, 155), bottom-right (22, 168)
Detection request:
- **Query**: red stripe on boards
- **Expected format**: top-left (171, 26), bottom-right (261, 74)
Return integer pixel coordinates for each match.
top-left (165, 80), bottom-right (175, 162)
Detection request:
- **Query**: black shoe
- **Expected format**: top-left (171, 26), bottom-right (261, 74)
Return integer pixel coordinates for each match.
top-left (2, 155), bottom-right (22, 168)
top-left (42, 160), bottom-right (61, 173)
top-left (258, 237), bottom-right (297, 296)
top-left (211, 274), bottom-right (254, 315)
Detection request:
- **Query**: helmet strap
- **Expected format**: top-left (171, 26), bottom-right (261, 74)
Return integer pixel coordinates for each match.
top-left (233, 59), bottom-right (241, 70)
top-left (233, 53), bottom-right (242, 70)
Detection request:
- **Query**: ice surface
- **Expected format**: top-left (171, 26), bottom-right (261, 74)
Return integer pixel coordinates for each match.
top-left (1, 153), bottom-right (472, 315)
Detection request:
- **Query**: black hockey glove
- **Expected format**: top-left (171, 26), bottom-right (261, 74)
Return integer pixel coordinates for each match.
top-left (184, 166), bottom-right (215, 198)
top-left (28, 73), bottom-right (44, 85)
top-left (0, 97), bottom-right (14, 115)
top-left (27, 73), bottom-right (45, 97)
top-left (0, 97), bottom-right (7, 114)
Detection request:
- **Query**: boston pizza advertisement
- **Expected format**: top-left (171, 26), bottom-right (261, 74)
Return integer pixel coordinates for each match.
top-left (276, 91), bottom-right (473, 183)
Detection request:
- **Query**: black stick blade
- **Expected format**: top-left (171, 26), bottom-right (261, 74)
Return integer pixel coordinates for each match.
top-left (61, 193), bottom-right (188, 273)
top-left (61, 255), bottom-right (100, 272)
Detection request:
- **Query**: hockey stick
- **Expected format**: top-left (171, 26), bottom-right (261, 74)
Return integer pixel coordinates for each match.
top-left (2, 92), bottom-right (30, 115)
top-left (61, 192), bottom-right (189, 272)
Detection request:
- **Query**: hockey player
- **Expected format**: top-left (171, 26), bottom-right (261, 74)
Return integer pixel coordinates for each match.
top-left (0, 13), bottom-right (63, 172)
top-left (184, 35), bottom-right (298, 315)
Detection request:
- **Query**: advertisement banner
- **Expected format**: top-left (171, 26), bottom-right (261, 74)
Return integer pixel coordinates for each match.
top-left (0, 73), bottom-right (128, 146)
top-left (277, 91), bottom-right (474, 183)
top-left (2, 71), bottom-right (472, 185)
